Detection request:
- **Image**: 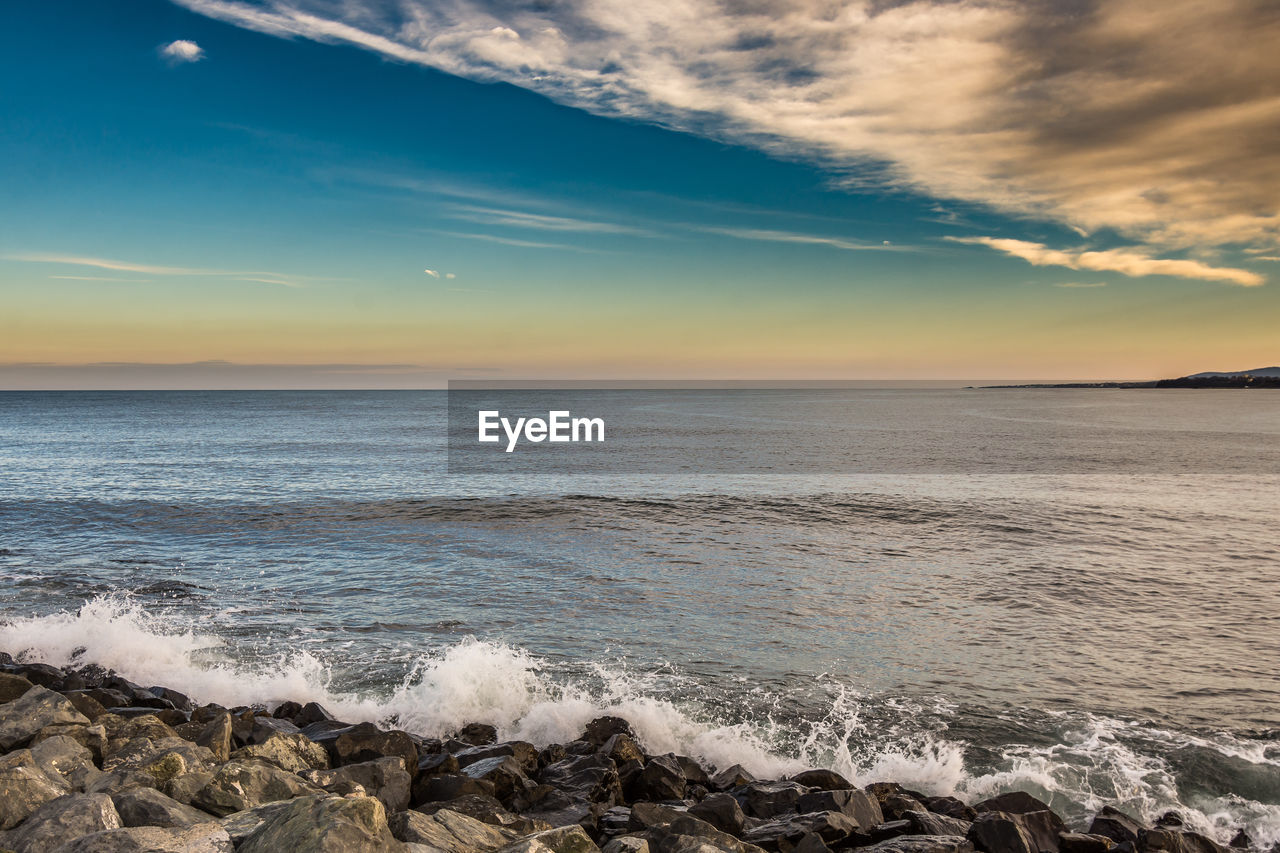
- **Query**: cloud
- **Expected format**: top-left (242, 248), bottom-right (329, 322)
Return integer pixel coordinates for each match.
top-left (436, 231), bottom-right (593, 252)
top-left (171, 0), bottom-right (1280, 253)
top-left (160, 39), bottom-right (205, 64)
top-left (1054, 281), bottom-right (1108, 289)
top-left (951, 237), bottom-right (1263, 286)
top-left (445, 272), bottom-right (456, 279)
top-left (6, 253), bottom-right (302, 286)
top-left (700, 226), bottom-right (903, 252)
top-left (423, 268), bottom-right (440, 278)
top-left (447, 205), bottom-right (649, 236)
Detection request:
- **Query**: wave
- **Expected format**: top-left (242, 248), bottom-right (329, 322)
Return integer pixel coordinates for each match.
top-left (1, 594), bottom-right (1277, 847)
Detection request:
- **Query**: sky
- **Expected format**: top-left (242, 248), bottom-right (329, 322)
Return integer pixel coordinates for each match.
top-left (1, 0), bottom-right (1278, 387)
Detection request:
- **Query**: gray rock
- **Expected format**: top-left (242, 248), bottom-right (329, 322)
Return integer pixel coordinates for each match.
top-left (2, 792), bottom-right (121, 853)
top-left (111, 786), bottom-right (215, 827)
top-left (0, 672), bottom-right (34, 704)
top-left (603, 838), bottom-right (651, 853)
top-left (331, 722), bottom-right (419, 774)
top-left (710, 765), bottom-right (756, 792)
top-left (195, 712), bottom-right (232, 763)
top-left (861, 835), bottom-right (977, 853)
top-left (797, 788), bottom-right (883, 827)
top-left (969, 813), bottom-right (1041, 853)
top-left (630, 804), bottom-right (765, 853)
top-left (237, 793), bottom-right (402, 853)
top-left (389, 806), bottom-right (516, 850)
top-left (300, 755), bottom-right (411, 812)
top-left (905, 810), bottom-right (974, 838)
top-left (539, 752), bottom-right (623, 806)
top-left (56, 821), bottom-right (233, 852)
top-left (738, 780), bottom-right (809, 819)
top-left (191, 758), bottom-right (323, 816)
top-left (416, 793), bottom-right (552, 835)
top-left (232, 731), bottom-right (330, 773)
top-left (1059, 833), bottom-right (1115, 853)
top-left (217, 800), bottom-right (295, 845)
top-left (62, 692), bottom-right (110, 722)
top-left (497, 825), bottom-right (601, 853)
top-left (0, 756), bottom-right (69, 829)
top-left (0, 686), bottom-right (91, 750)
top-left (463, 755), bottom-right (535, 805)
top-left (456, 741), bottom-right (541, 774)
top-left (789, 770), bottom-right (852, 791)
top-left (1089, 808), bottom-right (1145, 847)
top-left (975, 794), bottom-right (1056, 816)
top-left (102, 738), bottom-right (217, 788)
top-left (1139, 828), bottom-right (1226, 853)
top-left (743, 810), bottom-right (863, 849)
top-left (31, 724), bottom-right (109, 765)
top-left (689, 793), bottom-right (746, 836)
top-left (632, 754), bottom-right (688, 803)
top-left (161, 769), bottom-right (214, 805)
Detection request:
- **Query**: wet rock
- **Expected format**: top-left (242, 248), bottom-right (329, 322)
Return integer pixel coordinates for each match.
top-left (861, 836), bottom-right (975, 853)
top-left (884, 795), bottom-right (930, 821)
top-left (331, 722), bottom-right (419, 774)
top-left (272, 701), bottom-right (304, 720)
top-left (102, 737), bottom-right (218, 787)
top-left (62, 691), bottom-right (110, 721)
top-left (634, 805), bottom-right (765, 853)
top-left (237, 793), bottom-right (401, 853)
top-left (296, 701), bottom-right (336, 726)
top-left (1089, 807), bottom-right (1145, 847)
top-left (797, 788), bottom-right (883, 828)
top-left (631, 753), bottom-right (688, 802)
top-left (390, 806), bottom-right (517, 850)
top-left (0, 685), bottom-right (91, 750)
top-left (498, 824), bottom-right (601, 853)
top-left (218, 800), bottom-right (296, 846)
top-left (0, 758), bottom-right (69, 829)
top-left (602, 734), bottom-right (647, 767)
top-left (738, 780), bottom-right (809, 819)
top-left (0, 672), bottom-right (34, 703)
top-left (232, 730), bottom-right (330, 773)
top-left (975, 794), bottom-right (1056, 816)
top-left (905, 810), bottom-right (974, 837)
top-left (246, 715), bottom-right (302, 744)
top-left (1059, 833), bottom-right (1116, 853)
top-left (459, 722), bottom-right (500, 745)
top-left (29, 734), bottom-right (102, 791)
top-left (711, 764), bottom-right (757, 792)
top-left (420, 751), bottom-right (462, 777)
top-left (603, 838), bottom-right (651, 853)
top-left (789, 770), bottom-right (852, 791)
top-left (540, 743), bottom-right (570, 769)
top-left (1155, 814), bottom-right (1184, 829)
top-left (147, 687), bottom-right (194, 713)
top-left (414, 771), bottom-right (497, 805)
top-left (690, 792), bottom-right (747, 836)
top-left (793, 835), bottom-right (835, 853)
top-left (12, 662), bottom-right (64, 689)
top-left (86, 688), bottom-right (133, 710)
top-left (463, 755), bottom-right (537, 805)
top-left (195, 712), bottom-right (232, 763)
top-left (1138, 828), bottom-right (1226, 853)
top-left (1, 792), bottom-right (121, 853)
top-left (969, 811), bottom-right (1056, 853)
top-left (58, 821), bottom-right (234, 852)
top-left (928, 797), bottom-right (978, 822)
top-left (541, 752), bottom-right (625, 806)
top-left (870, 820), bottom-right (915, 842)
top-left (300, 755), bottom-right (411, 812)
top-left (30, 722), bottom-right (108, 765)
top-left (458, 741), bottom-right (541, 774)
top-left (417, 793), bottom-right (553, 834)
top-left (742, 810), bottom-right (862, 850)
top-left (192, 758), bottom-right (324, 816)
top-left (111, 786), bottom-right (215, 827)
top-left (584, 717), bottom-right (637, 747)
top-left (1227, 831), bottom-right (1251, 849)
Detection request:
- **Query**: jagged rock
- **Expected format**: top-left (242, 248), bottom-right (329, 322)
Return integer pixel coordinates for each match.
top-left (187, 704), bottom-right (224, 726)
top-left (273, 701), bottom-right (304, 720)
top-left (1059, 833), bottom-right (1115, 853)
top-left (711, 764), bottom-right (757, 791)
top-left (246, 715), bottom-right (302, 745)
top-left (633, 804), bottom-right (765, 853)
top-left (1155, 814), bottom-right (1184, 829)
top-left (463, 755), bottom-right (536, 805)
top-left (541, 752), bottom-right (624, 806)
top-left (147, 687), bottom-right (194, 713)
top-left (871, 821), bottom-right (915, 842)
top-left (162, 769), bottom-right (214, 805)
top-left (927, 797), bottom-right (977, 821)
top-left (861, 835), bottom-right (976, 853)
top-left (195, 712), bottom-right (232, 763)
top-left (1089, 808), bottom-right (1145, 847)
top-left (102, 738), bottom-right (217, 788)
top-left (458, 722), bottom-right (500, 745)
top-left (603, 838), bottom-right (651, 853)
top-left (584, 717), bottom-right (636, 747)
top-left (0, 685), bottom-right (91, 750)
top-left (457, 741), bottom-right (541, 774)
top-left (11, 662), bottom-right (64, 689)
top-left (675, 756), bottom-right (711, 788)
top-left (31, 723), bottom-right (108, 765)
top-left (192, 759), bottom-right (323, 816)
top-left (56, 821), bottom-right (234, 852)
top-left (416, 793), bottom-right (553, 834)
top-left (300, 755), bottom-right (411, 812)
top-left (414, 771), bottom-right (497, 805)
top-left (98, 715), bottom-right (180, 758)
top-left (86, 688), bottom-right (132, 709)
top-left (218, 800), bottom-right (296, 845)
top-left (331, 722), bottom-right (418, 773)
top-left (1227, 831), bottom-right (1251, 849)
top-left (420, 750), bottom-right (462, 777)
top-left (232, 730), bottom-right (330, 773)
top-left (975, 794), bottom-right (1056, 816)
top-left (296, 701), bottom-right (335, 726)
top-left (602, 735), bottom-right (646, 766)
top-left (797, 788), bottom-right (883, 827)
top-left (29, 734), bottom-right (102, 791)
top-left (0, 757), bottom-right (69, 829)
top-left (539, 743), bottom-right (570, 768)
top-left (884, 795), bottom-right (930, 821)
top-left (969, 810), bottom-right (1066, 853)
top-left (905, 810), bottom-right (974, 837)
top-left (111, 786), bottom-right (215, 827)
top-left (743, 810), bottom-right (863, 850)
top-left (237, 793), bottom-right (401, 853)
top-left (738, 780), bottom-right (809, 819)
top-left (62, 691), bottom-right (110, 721)
top-left (1138, 828), bottom-right (1226, 853)
top-left (632, 754), bottom-right (688, 802)
top-left (690, 792), bottom-right (747, 835)
top-left (498, 824), bottom-right (601, 853)
top-left (1, 792), bottom-right (121, 853)
top-left (789, 770), bottom-right (852, 791)
top-left (0, 672), bottom-right (34, 703)
top-left (390, 806), bottom-right (517, 850)
top-left (793, 834), bottom-right (835, 853)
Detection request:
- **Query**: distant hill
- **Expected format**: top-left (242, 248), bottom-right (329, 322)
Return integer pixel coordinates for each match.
top-left (986, 365), bottom-right (1280, 389)
top-left (1187, 366), bottom-right (1280, 378)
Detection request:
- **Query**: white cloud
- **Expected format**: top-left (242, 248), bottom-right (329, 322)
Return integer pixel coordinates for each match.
top-left (7, 252), bottom-right (301, 286)
top-left (160, 39), bottom-right (205, 64)
top-left (170, 0), bottom-right (1280, 253)
top-left (951, 237), bottom-right (1263, 287)
top-left (423, 268), bottom-right (441, 278)
top-left (445, 273), bottom-right (456, 279)
top-left (1054, 281), bottom-right (1108, 289)
top-left (701, 226), bottom-right (902, 252)
top-left (447, 205), bottom-right (648, 235)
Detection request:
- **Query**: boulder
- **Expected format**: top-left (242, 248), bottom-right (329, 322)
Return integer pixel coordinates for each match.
top-left (195, 712), bottom-right (232, 763)
top-left (675, 756), bottom-right (711, 788)
top-left (969, 811), bottom-right (1066, 853)
top-left (0, 672), bottom-right (34, 704)
top-left (237, 793), bottom-right (401, 853)
top-left (331, 722), bottom-right (419, 774)
top-left (602, 735), bottom-right (646, 767)
top-left (710, 764), bottom-right (756, 792)
top-left (603, 839), bottom-right (651, 853)
top-left (904, 810), bottom-right (974, 838)
top-left (300, 755), bottom-right (411, 812)
top-left (232, 731), bottom-right (330, 773)
top-left (1089, 808), bottom-right (1145, 847)
top-left (927, 797), bottom-right (978, 822)
top-left (458, 722), bottom-right (500, 746)
top-left (296, 701), bottom-right (336, 726)
top-left (583, 717), bottom-right (637, 747)
top-left (689, 792), bottom-right (747, 836)
top-left (1138, 828), bottom-right (1226, 853)
top-left (0, 685), bottom-right (91, 750)
top-left (498, 824), bottom-right (601, 853)
top-left (162, 769), bottom-right (214, 805)
top-left (743, 810), bottom-right (863, 850)
top-left (29, 734), bottom-right (102, 791)
top-left (62, 692), bottom-right (110, 721)
top-left (31, 723), bottom-right (108, 765)
top-left (418, 751), bottom-right (462, 777)
top-left (416, 793), bottom-right (552, 834)
top-left (463, 755), bottom-right (536, 805)
top-left (55, 821), bottom-right (233, 852)
top-left (389, 806), bottom-right (517, 850)
top-left (1059, 833), bottom-right (1115, 853)
top-left (638, 809), bottom-right (766, 853)
top-left (192, 759), bottom-right (323, 816)
top-left (789, 770), bottom-right (852, 791)
top-left (861, 836), bottom-right (977, 853)
top-left (1, 792), bottom-right (121, 853)
top-left (0, 759), bottom-right (68, 829)
top-left (631, 754), bottom-right (688, 802)
top-left (111, 786), bottom-right (215, 827)
top-left (218, 800), bottom-right (296, 846)
top-left (414, 771), bottom-right (497, 805)
top-left (457, 741), bottom-right (541, 774)
top-left (975, 794), bottom-right (1056, 816)
top-left (738, 780), bottom-right (809, 819)
top-left (540, 752), bottom-right (624, 806)
top-left (797, 789), bottom-right (883, 827)
top-left (102, 738), bottom-right (217, 787)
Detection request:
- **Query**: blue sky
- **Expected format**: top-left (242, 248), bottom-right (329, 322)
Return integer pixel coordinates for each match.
top-left (2, 0), bottom-right (1277, 386)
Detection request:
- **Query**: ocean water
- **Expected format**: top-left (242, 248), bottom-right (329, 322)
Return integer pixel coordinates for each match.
top-left (1, 390), bottom-right (1278, 845)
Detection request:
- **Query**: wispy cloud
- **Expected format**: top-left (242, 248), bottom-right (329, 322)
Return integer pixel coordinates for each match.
top-left (423, 269), bottom-right (440, 278)
top-left (172, 0), bottom-right (1280, 254)
top-left (7, 253), bottom-right (304, 286)
top-left (700, 226), bottom-right (904, 252)
top-left (436, 231), bottom-right (594, 252)
top-left (49, 275), bottom-right (153, 283)
top-left (160, 39), bottom-right (205, 64)
top-left (951, 237), bottom-right (1263, 287)
top-left (447, 205), bottom-right (649, 236)
top-left (1054, 281), bottom-right (1108, 289)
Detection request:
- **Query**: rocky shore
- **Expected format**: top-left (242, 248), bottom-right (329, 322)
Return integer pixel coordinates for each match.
top-left (0, 657), bottom-right (1258, 853)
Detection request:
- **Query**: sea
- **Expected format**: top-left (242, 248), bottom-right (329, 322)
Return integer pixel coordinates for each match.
top-left (0, 389), bottom-right (1277, 845)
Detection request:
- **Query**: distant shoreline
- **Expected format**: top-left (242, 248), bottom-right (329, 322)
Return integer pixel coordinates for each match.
top-left (982, 376), bottom-right (1280, 389)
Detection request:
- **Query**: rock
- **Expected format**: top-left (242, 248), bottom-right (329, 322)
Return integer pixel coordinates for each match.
top-left (162, 769), bottom-right (214, 805)
top-left (498, 824), bottom-right (601, 853)
top-left (969, 813), bottom-right (1042, 853)
top-left (102, 738), bottom-right (217, 787)
top-left (195, 712), bottom-right (232, 763)
top-left (601, 735), bottom-right (646, 767)
top-left (459, 722), bottom-right (500, 746)
top-left (390, 807), bottom-right (517, 850)
top-left (237, 793), bottom-right (401, 853)
top-left (0, 758), bottom-right (68, 829)
top-left (0, 685), bottom-right (91, 750)
top-left (417, 793), bottom-right (552, 834)
top-left (147, 687), bottom-right (194, 713)
top-left (272, 701), bottom-right (304, 720)
top-left (246, 715), bottom-right (302, 744)
top-left (414, 771), bottom-right (497, 805)
top-left (1090, 808), bottom-right (1145, 847)
top-left (30, 723), bottom-right (108, 765)
top-left (689, 792), bottom-right (747, 835)
top-left (296, 702), bottom-right (336, 726)
top-left (11, 662), bottom-right (64, 689)
top-left (232, 731), bottom-right (330, 773)
top-left (111, 786), bottom-right (215, 827)
top-left (884, 795), bottom-right (929, 821)
top-left (1138, 828), bottom-right (1226, 853)
top-left (797, 789), bottom-right (883, 828)
top-left (789, 770), bottom-right (852, 791)
top-left (458, 741), bottom-right (541, 774)
top-left (463, 755), bottom-right (535, 805)
top-left (0, 672), bottom-right (34, 704)
top-left (1059, 833), bottom-right (1115, 853)
top-left (905, 810), bottom-right (974, 837)
top-left (1, 792), bottom-right (121, 853)
top-left (584, 717), bottom-right (637, 747)
top-left (300, 755), bottom-right (411, 812)
top-left (738, 780), bottom-right (809, 819)
top-left (928, 798), bottom-right (978, 822)
top-left (870, 821), bottom-right (915, 842)
top-left (675, 756), bottom-right (711, 788)
top-left (975, 794), bottom-right (1056, 816)
top-left (192, 759), bottom-right (323, 816)
top-left (603, 839), bottom-right (651, 853)
top-left (86, 688), bottom-right (132, 710)
top-left (793, 835), bottom-right (836, 853)
top-left (331, 722), bottom-right (419, 774)
top-left (743, 810), bottom-right (863, 850)
top-left (62, 692), bottom-right (110, 721)
top-left (861, 837), bottom-right (975, 853)
top-left (1227, 831), bottom-right (1250, 850)
top-left (218, 800), bottom-right (296, 845)
top-left (631, 753), bottom-right (688, 802)
top-left (540, 752), bottom-right (624, 806)
top-left (29, 734), bottom-right (102, 791)
top-left (419, 751), bottom-right (462, 777)
top-left (57, 821), bottom-right (234, 852)
top-left (1155, 814), bottom-right (1184, 829)
top-left (632, 804), bottom-right (765, 853)
top-left (710, 764), bottom-right (756, 791)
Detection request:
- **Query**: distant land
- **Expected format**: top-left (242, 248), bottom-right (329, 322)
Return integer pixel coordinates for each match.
top-left (984, 367), bottom-right (1280, 389)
